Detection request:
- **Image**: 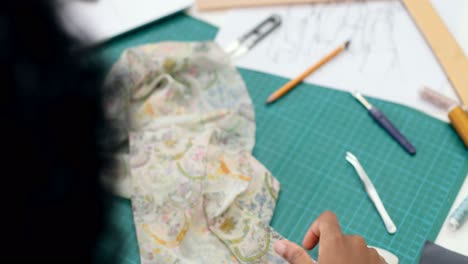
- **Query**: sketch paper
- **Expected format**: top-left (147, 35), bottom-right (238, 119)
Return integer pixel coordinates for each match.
top-left (216, 0), bottom-right (465, 121)
top-left (55, 0), bottom-right (193, 46)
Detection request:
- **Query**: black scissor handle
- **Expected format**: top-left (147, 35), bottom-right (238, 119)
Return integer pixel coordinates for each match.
top-left (239, 14), bottom-right (282, 49)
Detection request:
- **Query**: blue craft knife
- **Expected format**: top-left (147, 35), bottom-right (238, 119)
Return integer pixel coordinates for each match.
top-left (352, 92), bottom-right (416, 155)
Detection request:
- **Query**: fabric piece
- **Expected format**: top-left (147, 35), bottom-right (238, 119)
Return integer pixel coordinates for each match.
top-left (103, 42), bottom-right (287, 263)
top-left (419, 241), bottom-right (468, 264)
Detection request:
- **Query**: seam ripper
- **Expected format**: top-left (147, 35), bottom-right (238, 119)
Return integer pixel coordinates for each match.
top-left (351, 92), bottom-right (416, 155)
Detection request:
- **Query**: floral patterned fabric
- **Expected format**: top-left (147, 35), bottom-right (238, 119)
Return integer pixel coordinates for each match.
top-left (103, 42), bottom-right (287, 264)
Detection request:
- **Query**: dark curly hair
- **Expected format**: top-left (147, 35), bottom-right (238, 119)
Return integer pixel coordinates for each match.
top-left (1, 1), bottom-right (112, 262)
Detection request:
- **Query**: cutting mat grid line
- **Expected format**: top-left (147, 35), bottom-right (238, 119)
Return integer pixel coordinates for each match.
top-left (92, 14), bottom-right (468, 264)
top-left (244, 68), bottom-right (467, 264)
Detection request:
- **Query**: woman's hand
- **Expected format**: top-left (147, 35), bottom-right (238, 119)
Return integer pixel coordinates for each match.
top-left (274, 211), bottom-right (385, 264)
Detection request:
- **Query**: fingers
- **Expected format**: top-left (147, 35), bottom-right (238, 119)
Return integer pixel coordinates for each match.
top-left (302, 211), bottom-right (342, 250)
top-left (299, 211), bottom-right (386, 264)
top-left (274, 240), bottom-right (315, 264)
top-left (349, 235), bottom-right (367, 248)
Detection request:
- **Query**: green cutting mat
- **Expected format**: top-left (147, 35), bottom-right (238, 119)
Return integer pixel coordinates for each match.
top-left (92, 13), bottom-right (468, 264)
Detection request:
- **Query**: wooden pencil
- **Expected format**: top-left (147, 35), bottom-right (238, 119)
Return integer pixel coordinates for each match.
top-left (266, 40), bottom-right (350, 104)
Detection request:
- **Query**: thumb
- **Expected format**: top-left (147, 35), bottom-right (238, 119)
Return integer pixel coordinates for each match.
top-left (274, 240), bottom-right (315, 264)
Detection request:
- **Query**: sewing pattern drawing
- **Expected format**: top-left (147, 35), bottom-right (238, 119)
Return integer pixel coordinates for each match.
top-left (264, 2), bottom-right (407, 78)
top-left (216, 0), bottom-right (457, 120)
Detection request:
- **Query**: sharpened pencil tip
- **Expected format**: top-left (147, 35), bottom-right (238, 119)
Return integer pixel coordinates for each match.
top-left (344, 40), bottom-right (351, 49)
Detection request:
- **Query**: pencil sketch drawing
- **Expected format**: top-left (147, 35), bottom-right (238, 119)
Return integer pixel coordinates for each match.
top-left (264, 2), bottom-right (405, 79)
top-left (216, 0), bottom-right (459, 120)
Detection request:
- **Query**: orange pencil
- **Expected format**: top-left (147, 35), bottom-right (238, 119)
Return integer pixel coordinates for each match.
top-left (266, 40), bottom-right (350, 104)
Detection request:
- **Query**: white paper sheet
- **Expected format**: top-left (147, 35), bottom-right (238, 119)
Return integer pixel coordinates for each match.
top-left (54, 0), bottom-right (193, 46)
top-left (459, 1), bottom-right (468, 57)
top-left (186, 6), bottom-right (227, 27)
top-left (215, 0), bottom-right (465, 121)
